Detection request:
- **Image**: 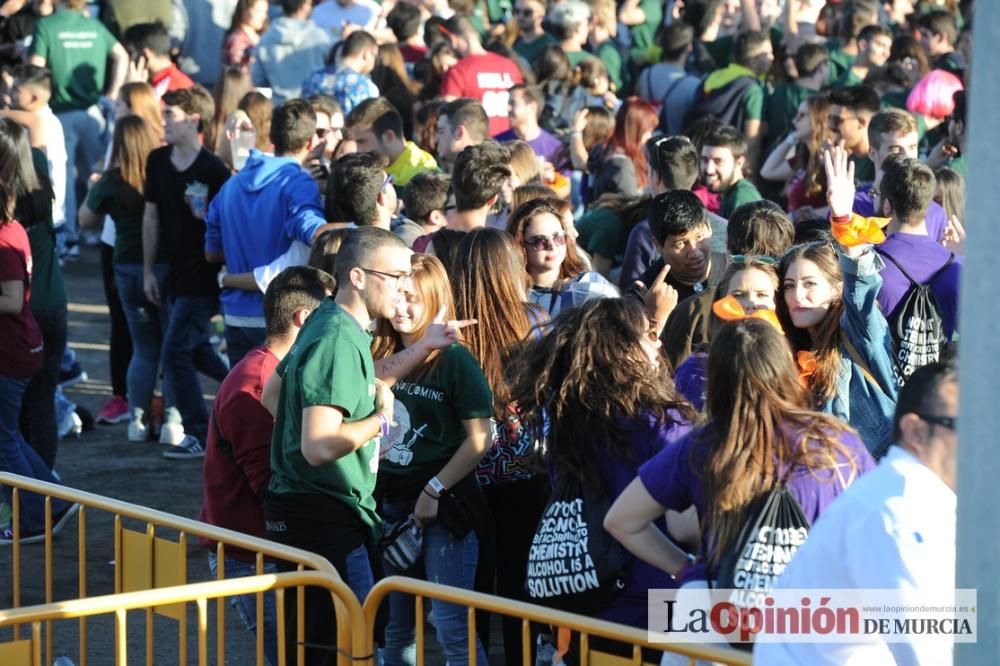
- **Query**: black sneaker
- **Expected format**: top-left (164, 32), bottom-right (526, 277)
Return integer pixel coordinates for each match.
top-left (162, 435), bottom-right (205, 460)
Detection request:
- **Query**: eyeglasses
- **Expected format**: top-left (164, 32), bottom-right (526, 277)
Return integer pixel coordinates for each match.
top-left (515, 8), bottom-right (535, 16)
top-left (731, 255), bottom-right (778, 266)
top-left (382, 173), bottom-right (395, 191)
top-left (315, 128), bottom-right (329, 139)
top-left (523, 231), bottom-right (567, 251)
top-left (361, 268), bottom-right (411, 285)
top-left (917, 414), bottom-right (957, 431)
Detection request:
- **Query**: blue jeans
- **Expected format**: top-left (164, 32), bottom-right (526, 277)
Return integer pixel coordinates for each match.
top-left (116, 264), bottom-right (173, 413)
top-left (381, 499), bottom-right (486, 666)
top-left (161, 294), bottom-right (229, 442)
top-left (0, 376), bottom-right (69, 532)
top-left (56, 105), bottom-right (109, 244)
top-left (207, 552), bottom-right (279, 666)
top-left (225, 324), bottom-right (266, 368)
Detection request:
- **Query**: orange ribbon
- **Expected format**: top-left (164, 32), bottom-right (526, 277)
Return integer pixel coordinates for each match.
top-left (797, 350), bottom-right (817, 387)
top-left (830, 213), bottom-right (889, 247)
top-left (712, 295), bottom-right (784, 334)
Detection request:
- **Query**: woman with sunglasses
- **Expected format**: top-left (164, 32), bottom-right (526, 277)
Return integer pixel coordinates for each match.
top-left (509, 297), bottom-right (695, 631)
top-left (776, 147), bottom-right (899, 458)
top-left (507, 198), bottom-right (618, 317)
top-left (371, 253), bottom-right (491, 665)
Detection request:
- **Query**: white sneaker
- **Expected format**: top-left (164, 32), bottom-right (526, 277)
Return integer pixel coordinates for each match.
top-left (158, 407), bottom-right (185, 446)
top-left (57, 410), bottom-right (82, 439)
top-left (128, 407), bottom-right (147, 442)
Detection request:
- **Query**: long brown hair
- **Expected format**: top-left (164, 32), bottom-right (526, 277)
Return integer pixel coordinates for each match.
top-left (509, 298), bottom-right (693, 484)
top-left (506, 197), bottom-right (587, 280)
top-left (453, 227), bottom-right (540, 411)
top-left (371, 254), bottom-right (456, 375)
top-left (776, 241), bottom-right (845, 401)
top-left (111, 115), bottom-right (159, 194)
top-left (211, 67), bottom-right (251, 153)
top-left (796, 94), bottom-right (831, 199)
top-left (701, 319), bottom-right (859, 567)
top-left (119, 82), bottom-right (164, 142)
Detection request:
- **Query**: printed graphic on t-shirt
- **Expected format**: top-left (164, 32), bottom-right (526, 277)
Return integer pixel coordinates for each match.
top-left (184, 181), bottom-right (209, 220)
top-left (479, 72), bottom-right (517, 119)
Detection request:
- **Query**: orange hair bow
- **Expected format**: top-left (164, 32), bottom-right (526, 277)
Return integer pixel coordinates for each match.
top-left (830, 213), bottom-right (889, 247)
top-left (712, 295), bottom-right (784, 334)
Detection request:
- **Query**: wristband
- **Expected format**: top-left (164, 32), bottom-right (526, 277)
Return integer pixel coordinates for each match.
top-left (427, 476), bottom-right (446, 494)
top-left (374, 412), bottom-right (389, 439)
top-left (216, 266), bottom-right (227, 290)
top-left (422, 487), bottom-right (439, 499)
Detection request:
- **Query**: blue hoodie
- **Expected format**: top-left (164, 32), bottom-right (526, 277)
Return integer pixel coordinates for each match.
top-left (205, 150), bottom-right (325, 320)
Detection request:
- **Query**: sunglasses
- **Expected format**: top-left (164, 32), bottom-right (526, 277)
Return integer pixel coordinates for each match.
top-left (515, 8), bottom-right (535, 16)
top-left (523, 231), bottom-right (567, 251)
top-left (917, 414), bottom-right (957, 431)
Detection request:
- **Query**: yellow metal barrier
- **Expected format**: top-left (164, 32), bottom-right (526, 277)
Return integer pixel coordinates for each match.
top-left (363, 577), bottom-right (752, 666)
top-left (0, 473), bottom-right (356, 666)
top-left (0, 572), bottom-right (369, 666)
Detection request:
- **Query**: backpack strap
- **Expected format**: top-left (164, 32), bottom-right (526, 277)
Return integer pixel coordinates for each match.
top-left (841, 332), bottom-right (892, 398)
top-left (877, 248), bottom-right (955, 287)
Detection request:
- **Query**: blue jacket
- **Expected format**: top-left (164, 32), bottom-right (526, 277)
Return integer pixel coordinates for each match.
top-left (205, 150), bottom-right (325, 320)
top-left (826, 249), bottom-right (899, 459)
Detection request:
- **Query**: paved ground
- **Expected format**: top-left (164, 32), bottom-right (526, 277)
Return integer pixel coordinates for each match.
top-left (0, 244), bottom-right (506, 665)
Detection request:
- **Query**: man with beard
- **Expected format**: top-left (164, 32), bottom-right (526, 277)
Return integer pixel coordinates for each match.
top-left (700, 124), bottom-right (762, 219)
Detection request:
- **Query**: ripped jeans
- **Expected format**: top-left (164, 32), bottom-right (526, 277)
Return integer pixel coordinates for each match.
top-left (380, 498), bottom-right (486, 666)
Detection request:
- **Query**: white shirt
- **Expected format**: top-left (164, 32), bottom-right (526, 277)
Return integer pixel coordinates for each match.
top-left (310, 0), bottom-right (381, 39)
top-left (753, 446), bottom-right (956, 666)
top-left (39, 105), bottom-right (67, 228)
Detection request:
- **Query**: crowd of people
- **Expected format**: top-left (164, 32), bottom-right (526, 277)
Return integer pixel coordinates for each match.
top-left (0, 0), bottom-right (970, 664)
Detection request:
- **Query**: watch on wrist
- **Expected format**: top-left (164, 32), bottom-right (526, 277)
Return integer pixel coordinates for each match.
top-left (427, 476), bottom-right (446, 495)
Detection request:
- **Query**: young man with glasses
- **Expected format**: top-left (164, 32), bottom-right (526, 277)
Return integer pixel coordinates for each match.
top-left (755, 361), bottom-right (959, 665)
top-left (512, 0), bottom-right (556, 64)
top-left (828, 85), bottom-right (880, 184)
top-left (261, 225), bottom-right (474, 665)
top-left (205, 99), bottom-right (336, 367)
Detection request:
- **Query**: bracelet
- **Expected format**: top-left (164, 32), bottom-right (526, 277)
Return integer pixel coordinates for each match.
top-left (427, 475), bottom-right (446, 494)
top-left (422, 487), bottom-right (440, 499)
top-left (374, 412), bottom-right (389, 439)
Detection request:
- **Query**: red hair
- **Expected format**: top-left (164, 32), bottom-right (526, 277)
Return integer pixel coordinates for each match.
top-left (611, 97), bottom-right (659, 189)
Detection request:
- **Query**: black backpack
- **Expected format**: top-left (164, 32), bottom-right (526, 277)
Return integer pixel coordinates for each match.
top-left (712, 484), bottom-right (810, 611)
top-left (683, 75), bottom-right (757, 132)
top-left (525, 472), bottom-right (626, 615)
top-left (877, 249), bottom-right (955, 383)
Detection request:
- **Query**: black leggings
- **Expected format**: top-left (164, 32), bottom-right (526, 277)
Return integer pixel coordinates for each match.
top-left (100, 243), bottom-right (132, 398)
top-left (20, 305), bottom-right (67, 469)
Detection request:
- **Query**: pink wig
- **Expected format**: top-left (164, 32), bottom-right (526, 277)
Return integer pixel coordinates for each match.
top-left (906, 69), bottom-right (964, 120)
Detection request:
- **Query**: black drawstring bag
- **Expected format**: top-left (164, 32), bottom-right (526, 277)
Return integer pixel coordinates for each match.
top-left (524, 473), bottom-right (626, 615)
top-left (713, 484), bottom-right (811, 609)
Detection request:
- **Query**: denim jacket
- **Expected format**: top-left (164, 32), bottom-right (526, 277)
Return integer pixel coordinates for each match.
top-left (822, 249), bottom-right (899, 459)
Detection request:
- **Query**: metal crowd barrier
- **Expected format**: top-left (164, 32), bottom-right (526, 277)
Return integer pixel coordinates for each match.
top-left (0, 472), bottom-right (353, 666)
top-left (362, 576), bottom-right (752, 666)
top-left (0, 572), bottom-right (367, 666)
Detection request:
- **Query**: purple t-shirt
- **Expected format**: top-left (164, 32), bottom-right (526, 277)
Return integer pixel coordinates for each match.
top-left (854, 185), bottom-right (947, 242)
top-left (876, 233), bottom-right (961, 337)
top-left (673, 352), bottom-right (708, 411)
top-left (493, 127), bottom-right (568, 172)
top-left (559, 409), bottom-right (692, 628)
top-left (638, 424), bottom-right (875, 584)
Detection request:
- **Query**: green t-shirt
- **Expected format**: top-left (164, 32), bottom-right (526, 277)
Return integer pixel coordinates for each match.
top-left (513, 32), bottom-right (557, 65)
top-left (566, 50), bottom-right (590, 68)
top-left (87, 170), bottom-right (164, 265)
top-left (743, 81), bottom-right (765, 122)
top-left (381, 344), bottom-right (493, 480)
top-left (23, 148), bottom-right (66, 314)
top-left (576, 207), bottom-right (628, 267)
top-left (627, 0), bottom-right (663, 65)
top-left (944, 154), bottom-right (967, 181)
top-left (31, 10), bottom-right (117, 112)
top-left (826, 45), bottom-right (856, 84)
top-left (720, 178), bottom-right (763, 219)
top-left (849, 154), bottom-right (876, 184)
top-left (763, 83), bottom-right (818, 149)
top-left (880, 89), bottom-right (910, 111)
top-left (268, 300), bottom-right (380, 533)
top-left (833, 68), bottom-right (864, 89)
top-left (595, 40), bottom-right (625, 92)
